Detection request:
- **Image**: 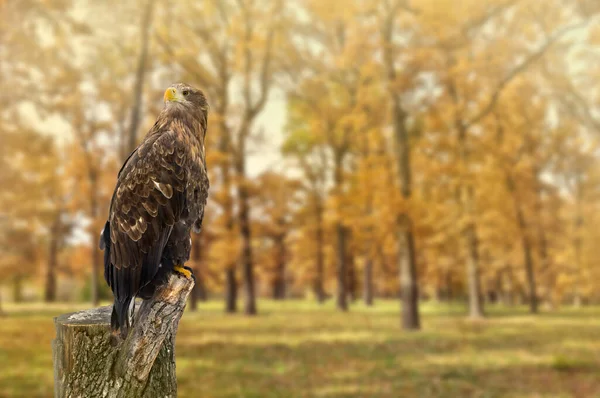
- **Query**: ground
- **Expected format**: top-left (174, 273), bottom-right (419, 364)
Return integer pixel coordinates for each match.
top-left (0, 300), bottom-right (599, 398)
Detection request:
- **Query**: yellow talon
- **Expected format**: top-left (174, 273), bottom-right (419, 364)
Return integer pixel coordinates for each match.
top-left (173, 265), bottom-right (193, 280)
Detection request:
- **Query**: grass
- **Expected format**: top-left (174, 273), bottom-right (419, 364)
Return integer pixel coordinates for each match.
top-left (1, 300), bottom-right (600, 397)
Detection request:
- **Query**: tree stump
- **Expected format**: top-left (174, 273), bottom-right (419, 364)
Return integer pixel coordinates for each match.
top-left (52, 274), bottom-right (194, 398)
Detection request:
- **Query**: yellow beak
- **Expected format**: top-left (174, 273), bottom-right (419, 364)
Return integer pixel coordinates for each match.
top-left (164, 87), bottom-right (177, 102)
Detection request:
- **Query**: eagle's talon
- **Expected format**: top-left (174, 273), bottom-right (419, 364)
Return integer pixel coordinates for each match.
top-left (173, 265), bottom-right (194, 280)
top-left (183, 265), bottom-right (195, 282)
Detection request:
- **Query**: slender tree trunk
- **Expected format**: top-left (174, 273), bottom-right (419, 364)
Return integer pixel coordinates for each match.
top-left (459, 119), bottom-right (484, 318)
top-left (222, 196), bottom-right (237, 313)
top-left (522, 235), bottom-right (537, 313)
top-left (445, 270), bottom-right (453, 301)
top-left (225, 268), bottom-right (237, 313)
top-left (495, 269), bottom-right (504, 305)
top-left (89, 169), bottom-right (100, 307)
top-left (363, 257), bottom-right (373, 306)
top-left (189, 236), bottom-right (207, 311)
top-left (239, 195), bottom-right (256, 315)
top-left (334, 154), bottom-right (348, 311)
top-left (335, 223), bottom-right (348, 311)
top-left (382, 0), bottom-right (420, 330)
top-left (516, 209), bottom-right (537, 313)
top-left (539, 230), bottom-right (555, 309)
top-left (126, 0), bottom-right (156, 156)
top-left (235, 154), bottom-right (257, 315)
top-left (361, 96), bottom-right (375, 307)
top-left (196, 273), bottom-right (207, 302)
top-left (534, 176), bottom-right (554, 310)
top-left (464, 220), bottom-right (484, 318)
top-left (503, 266), bottom-right (515, 306)
top-left (572, 186), bottom-right (583, 307)
top-left (507, 174), bottom-right (538, 313)
top-left (190, 282), bottom-right (199, 312)
top-left (446, 50), bottom-right (484, 319)
top-left (314, 203), bottom-right (326, 303)
top-left (45, 213), bottom-right (60, 303)
top-left (434, 284), bottom-right (442, 302)
top-left (347, 244), bottom-right (357, 302)
top-left (272, 234), bottom-right (286, 300)
top-left (219, 125), bottom-right (237, 313)
top-left (398, 215), bottom-right (420, 329)
top-left (393, 104), bottom-right (420, 329)
top-left (13, 274), bottom-right (23, 303)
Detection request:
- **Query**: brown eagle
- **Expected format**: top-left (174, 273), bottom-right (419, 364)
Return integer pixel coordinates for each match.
top-left (99, 83), bottom-right (209, 338)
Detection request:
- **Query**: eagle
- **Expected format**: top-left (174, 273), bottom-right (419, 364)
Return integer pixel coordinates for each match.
top-left (99, 83), bottom-right (209, 339)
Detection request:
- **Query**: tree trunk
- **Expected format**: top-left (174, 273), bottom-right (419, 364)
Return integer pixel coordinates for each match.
top-left (334, 153), bottom-right (348, 311)
top-left (195, 272), bottom-right (207, 302)
top-left (225, 267), bottom-right (237, 313)
top-left (459, 118), bottom-right (484, 318)
top-left (190, 283), bottom-right (199, 312)
top-left (502, 266), bottom-right (515, 306)
top-left (189, 236), bottom-right (207, 312)
top-left (313, 203), bottom-right (326, 303)
top-left (363, 257), bottom-right (373, 306)
top-left (89, 169), bottom-right (100, 307)
top-left (45, 213), bottom-right (60, 303)
top-left (13, 274), bottom-right (22, 303)
top-left (507, 174), bottom-right (538, 314)
top-left (347, 245), bottom-right (357, 302)
top-left (448, 50), bottom-right (484, 319)
top-left (398, 215), bottom-right (420, 329)
top-left (189, 264), bottom-right (208, 310)
top-left (335, 223), bottom-right (348, 311)
top-left (393, 102), bottom-right (420, 330)
top-left (236, 155), bottom-right (257, 315)
top-left (522, 236), bottom-right (537, 313)
top-left (272, 235), bottom-right (286, 300)
top-left (126, 0), bottom-right (156, 156)
top-left (539, 233), bottom-right (555, 310)
top-left (465, 221), bottom-right (484, 318)
top-left (445, 270), bottom-right (453, 301)
top-left (222, 179), bottom-right (237, 312)
top-left (219, 125), bottom-right (237, 313)
top-left (52, 274), bottom-right (193, 398)
top-left (572, 189), bottom-right (583, 307)
top-left (382, 0), bottom-right (420, 330)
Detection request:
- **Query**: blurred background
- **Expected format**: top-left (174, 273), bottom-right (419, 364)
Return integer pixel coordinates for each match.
top-left (1, 0), bottom-right (600, 397)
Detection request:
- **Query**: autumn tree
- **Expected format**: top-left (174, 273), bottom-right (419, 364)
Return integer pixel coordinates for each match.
top-left (374, 0), bottom-right (422, 329)
top-left (252, 172), bottom-right (301, 299)
top-left (155, 0), bottom-right (285, 315)
top-left (284, 0), bottom-right (390, 311)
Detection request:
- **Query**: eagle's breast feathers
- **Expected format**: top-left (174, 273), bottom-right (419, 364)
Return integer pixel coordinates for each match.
top-left (107, 117), bottom-right (208, 281)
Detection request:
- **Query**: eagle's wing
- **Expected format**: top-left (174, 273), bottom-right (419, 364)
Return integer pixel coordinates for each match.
top-left (104, 130), bottom-right (189, 303)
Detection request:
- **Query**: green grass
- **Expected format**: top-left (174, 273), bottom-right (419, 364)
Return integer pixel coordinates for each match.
top-left (1, 300), bottom-right (600, 397)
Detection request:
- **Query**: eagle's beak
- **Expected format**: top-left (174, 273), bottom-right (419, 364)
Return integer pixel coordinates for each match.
top-left (164, 87), bottom-right (177, 102)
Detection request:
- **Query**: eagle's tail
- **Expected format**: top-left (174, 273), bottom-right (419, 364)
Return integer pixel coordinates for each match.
top-left (101, 221), bottom-right (133, 341)
top-left (111, 297), bottom-right (133, 340)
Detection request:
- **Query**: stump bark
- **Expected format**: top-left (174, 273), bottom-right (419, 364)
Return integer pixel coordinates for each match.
top-left (52, 274), bottom-right (194, 398)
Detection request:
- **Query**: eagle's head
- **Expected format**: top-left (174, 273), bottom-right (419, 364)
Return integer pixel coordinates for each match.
top-left (163, 83), bottom-right (209, 138)
top-left (164, 83), bottom-right (208, 111)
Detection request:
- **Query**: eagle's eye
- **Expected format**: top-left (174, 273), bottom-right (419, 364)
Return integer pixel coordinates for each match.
top-left (182, 90), bottom-right (189, 96)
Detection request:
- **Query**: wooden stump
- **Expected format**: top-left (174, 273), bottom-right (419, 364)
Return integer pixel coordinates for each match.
top-left (52, 274), bottom-right (194, 398)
